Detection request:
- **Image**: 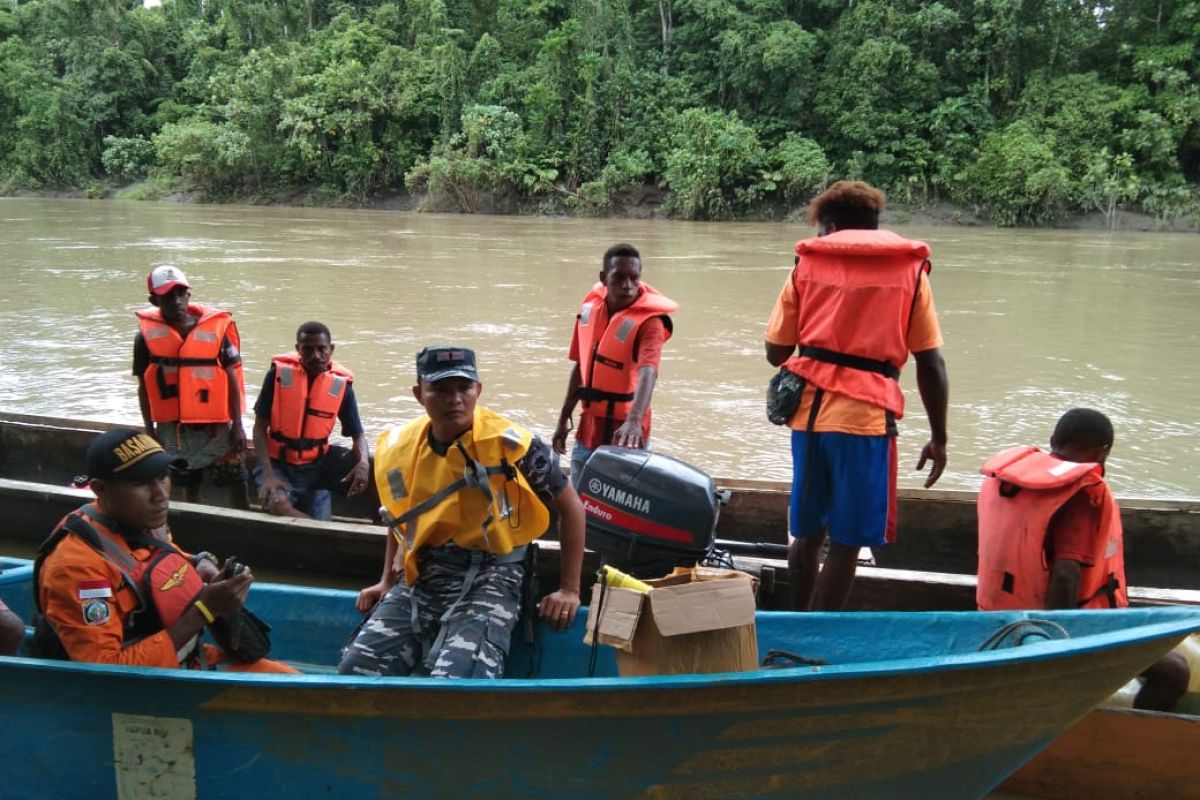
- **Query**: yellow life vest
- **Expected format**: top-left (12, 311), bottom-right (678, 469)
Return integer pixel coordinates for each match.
top-left (374, 406), bottom-right (550, 585)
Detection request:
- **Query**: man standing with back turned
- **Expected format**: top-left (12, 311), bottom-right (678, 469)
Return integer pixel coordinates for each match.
top-left (764, 181), bottom-right (949, 611)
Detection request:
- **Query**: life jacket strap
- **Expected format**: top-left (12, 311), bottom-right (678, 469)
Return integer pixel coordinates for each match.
top-left (1077, 573), bottom-right (1122, 609)
top-left (149, 355), bottom-right (221, 368)
top-left (384, 461), bottom-right (507, 541)
top-left (799, 345), bottom-right (900, 380)
top-left (578, 387), bottom-right (635, 403)
top-left (593, 353), bottom-right (624, 370)
top-left (269, 430), bottom-right (330, 452)
top-left (34, 507), bottom-right (162, 647)
top-left (414, 544), bottom-right (528, 672)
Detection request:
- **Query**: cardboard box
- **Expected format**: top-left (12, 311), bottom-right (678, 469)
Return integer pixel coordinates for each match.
top-left (584, 568), bottom-right (759, 676)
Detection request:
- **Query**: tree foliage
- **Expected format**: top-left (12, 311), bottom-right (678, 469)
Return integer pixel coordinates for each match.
top-left (0, 0), bottom-right (1197, 224)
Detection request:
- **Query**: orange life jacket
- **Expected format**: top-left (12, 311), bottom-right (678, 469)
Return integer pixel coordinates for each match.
top-left (976, 446), bottom-right (1127, 611)
top-left (33, 504), bottom-right (206, 661)
top-left (136, 304), bottom-right (245, 424)
top-left (266, 354), bottom-right (354, 465)
top-left (783, 229), bottom-right (930, 418)
top-left (575, 282), bottom-right (678, 443)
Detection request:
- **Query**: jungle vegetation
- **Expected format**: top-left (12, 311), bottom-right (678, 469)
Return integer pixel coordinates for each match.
top-left (1, 0), bottom-right (1197, 225)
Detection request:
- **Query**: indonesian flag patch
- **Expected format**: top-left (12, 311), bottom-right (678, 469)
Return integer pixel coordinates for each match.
top-left (78, 580), bottom-right (113, 600)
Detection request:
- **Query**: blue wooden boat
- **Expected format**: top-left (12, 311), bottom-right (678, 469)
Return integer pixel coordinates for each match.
top-left (1, 558), bottom-right (1198, 800)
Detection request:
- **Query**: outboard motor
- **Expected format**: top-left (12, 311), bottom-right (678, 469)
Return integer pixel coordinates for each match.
top-left (576, 446), bottom-right (720, 578)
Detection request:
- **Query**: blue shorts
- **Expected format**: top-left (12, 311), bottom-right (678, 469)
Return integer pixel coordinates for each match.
top-left (789, 431), bottom-right (897, 548)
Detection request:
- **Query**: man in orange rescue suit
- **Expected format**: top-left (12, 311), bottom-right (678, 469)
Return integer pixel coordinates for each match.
top-left (552, 243), bottom-right (678, 485)
top-left (134, 265), bottom-right (248, 508)
top-left (976, 408), bottom-right (1189, 711)
top-left (252, 321), bottom-right (370, 520)
top-left (31, 429), bottom-right (296, 673)
top-left (764, 181), bottom-right (949, 612)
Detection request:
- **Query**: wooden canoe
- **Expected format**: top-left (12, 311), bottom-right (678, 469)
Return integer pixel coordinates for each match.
top-left (6, 477), bottom-right (1198, 614)
top-left (2, 559), bottom-right (1199, 799)
top-left (3, 412), bottom-right (1200, 589)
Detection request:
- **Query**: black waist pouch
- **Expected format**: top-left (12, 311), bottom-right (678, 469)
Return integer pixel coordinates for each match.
top-left (211, 607), bottom-right (272, 663)
top-left (766, 368), bottom-right (805, 425)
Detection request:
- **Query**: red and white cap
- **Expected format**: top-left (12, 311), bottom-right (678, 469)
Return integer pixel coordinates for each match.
top-left (147, 264), bottom-right (191, 296)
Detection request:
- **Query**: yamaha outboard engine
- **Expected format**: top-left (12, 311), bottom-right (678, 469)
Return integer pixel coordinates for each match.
top-left (576, 446), bottom-right (720, 578)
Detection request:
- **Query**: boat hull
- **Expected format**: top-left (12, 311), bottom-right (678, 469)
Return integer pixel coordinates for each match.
top-left (0, 643), bottom-right (1171, 800)
top-left (2, 558), bottom-right (1199, 799)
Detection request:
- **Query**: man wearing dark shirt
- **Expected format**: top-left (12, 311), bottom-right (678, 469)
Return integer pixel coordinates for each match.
top-left (251, 322), bottom-right (369, 520)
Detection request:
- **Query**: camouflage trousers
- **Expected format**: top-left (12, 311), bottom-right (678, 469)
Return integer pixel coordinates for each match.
top-left (338, 543), bottom-right (525, 679)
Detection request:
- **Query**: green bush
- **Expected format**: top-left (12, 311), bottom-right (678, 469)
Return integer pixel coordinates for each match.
top-left (768, 134), bottom-right (828, 205)
top-left (101, 136), bottom-right (156, 181)
top-left (663, 108), bottom-right (765, 220)
top-left (960, 121), bottom-right (1072, 226)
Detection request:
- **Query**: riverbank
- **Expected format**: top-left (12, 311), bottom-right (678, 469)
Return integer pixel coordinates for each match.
top-left (7, 183), bottom-right (1198, 234)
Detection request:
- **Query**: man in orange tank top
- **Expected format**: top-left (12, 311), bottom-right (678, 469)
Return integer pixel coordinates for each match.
top-left (764, 181), bottom-right (949, 611)
top-left (133, 265), bottom-right (248, 508)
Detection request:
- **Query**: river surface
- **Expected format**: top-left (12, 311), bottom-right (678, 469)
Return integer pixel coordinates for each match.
top-left (1, 198), bottom-right (1197, 497)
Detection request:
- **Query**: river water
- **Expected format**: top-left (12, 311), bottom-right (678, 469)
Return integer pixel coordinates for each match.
top-left (1, 198), bottom-right (1197, 497)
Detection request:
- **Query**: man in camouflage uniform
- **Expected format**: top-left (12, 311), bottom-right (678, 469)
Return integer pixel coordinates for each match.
top-left (338, 346), bottom-right (585, 679)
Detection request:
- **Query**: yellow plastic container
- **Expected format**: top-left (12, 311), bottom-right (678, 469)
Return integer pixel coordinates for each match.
top-left (601, 565), bottom-right (652, 593)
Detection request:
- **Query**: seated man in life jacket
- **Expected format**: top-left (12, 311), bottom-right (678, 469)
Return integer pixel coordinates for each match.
top-left (32, 429), bottom-right (296, 673)
top-left (0, 600), bottom-right (22, 656)
top-left (339, 345), bottom-right (585, 678)
top-left (134, 265), bottom-right (249, 508)
top-left (764, 181), bottom-right (949, 611)
top-left (977, 408), bottom-right (1189, 711)
top-left (552, 243), bottom-right (678, 486)
top-left (252, 321), bottom-right (371, 520)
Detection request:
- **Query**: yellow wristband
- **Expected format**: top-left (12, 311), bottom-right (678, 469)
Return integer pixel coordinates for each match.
top-left (193, 599), bottom-right (216, 624)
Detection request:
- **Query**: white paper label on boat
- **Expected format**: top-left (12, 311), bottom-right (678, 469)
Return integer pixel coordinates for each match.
top-left (112, 713), bottom-right (196, 800)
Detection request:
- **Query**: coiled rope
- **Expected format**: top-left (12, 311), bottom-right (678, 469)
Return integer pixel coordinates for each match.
top-left (979, 619), bottom-right (1070, 651)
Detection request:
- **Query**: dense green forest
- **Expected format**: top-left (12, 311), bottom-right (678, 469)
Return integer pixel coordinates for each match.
top-left (1, 0), bottom-right (1197, 225)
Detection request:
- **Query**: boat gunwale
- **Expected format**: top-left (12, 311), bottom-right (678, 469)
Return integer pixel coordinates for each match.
top-left (2, 560), bottom-right (1198, 694)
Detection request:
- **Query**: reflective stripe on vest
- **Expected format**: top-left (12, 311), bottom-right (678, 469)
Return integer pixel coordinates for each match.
top-left (976, 446), bottom-right (1127, 611)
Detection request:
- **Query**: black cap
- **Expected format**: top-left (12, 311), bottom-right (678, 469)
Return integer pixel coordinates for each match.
top-left (416, 345), bottom-right (480, 383)
top-left (85, 429), bottom-right (185, 483)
